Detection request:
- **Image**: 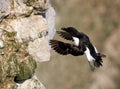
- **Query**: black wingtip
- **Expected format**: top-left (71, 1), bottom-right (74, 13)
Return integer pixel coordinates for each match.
top-left (56, 31), bottom-right (64, 38)
top-left (49, 40), bottom-right (69, 55)
top-left (56, 31), bottom-right (62, 34)
top-left (49, 40), bottom-right (61, 49)
top-left (49, 40), bottom-right (56, 45)
top-left (61, 27), bottom-right (71, 30)
top-left (61, 27), bottom-right (69, 31)
top-left (61, 27), bottom-right (66, 30)
top-left (56, 31), bottom-right (74, 41)
top-left (49, 40), bottom-right (52, 45)
top-left (61, 27), bottom-right (76, 30)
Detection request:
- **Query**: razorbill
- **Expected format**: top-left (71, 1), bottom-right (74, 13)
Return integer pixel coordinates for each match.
top-left (49, 27), bottom-right (106, 70)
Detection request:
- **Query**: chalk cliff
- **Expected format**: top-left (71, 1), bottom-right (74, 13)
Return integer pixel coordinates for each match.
top-left (0, 0), bottom-right (55, 89)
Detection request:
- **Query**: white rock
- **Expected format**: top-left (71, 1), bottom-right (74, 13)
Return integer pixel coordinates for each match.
top-left (17, 75), bottom-right (45, 89)
top-left (46, 5), bottom-right (56, 40)
top-left (9, 15), bottom-right (47, 42)
top-left (28, 37), bottom-right (50, 62)
top-left (0, 40), bottom-right (4, 48)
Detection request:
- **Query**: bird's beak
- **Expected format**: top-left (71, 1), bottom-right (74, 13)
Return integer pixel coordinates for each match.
top-left (101, 54), bottom-right (106, 58)
top-left (97, 53), bottom-right (106, 58)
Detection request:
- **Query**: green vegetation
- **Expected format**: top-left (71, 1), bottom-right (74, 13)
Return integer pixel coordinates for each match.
top-left (0, 30), bottom-right (36, 87)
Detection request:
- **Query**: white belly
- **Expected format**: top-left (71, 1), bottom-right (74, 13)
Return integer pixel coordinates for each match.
top-left (73, 37), bottom-right (79, 46)
top-left (84, 47), bottom-right (95, 61)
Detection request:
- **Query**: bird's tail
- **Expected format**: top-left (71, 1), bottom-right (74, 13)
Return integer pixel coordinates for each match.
top-left (93, 60), bottom-right (103, 67)
top-left (88, 60), bottom-right (103, 71)
top-left (94, 53), bottom-right (106, 67)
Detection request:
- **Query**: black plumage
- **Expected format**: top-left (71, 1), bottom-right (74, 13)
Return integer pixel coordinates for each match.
top-left (50, 40), bottom-right (84, 56)
top-left (49, 27), bottom-right (106, 69)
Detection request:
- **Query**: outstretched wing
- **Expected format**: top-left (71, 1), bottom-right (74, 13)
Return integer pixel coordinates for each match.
top-left (61, 27), bottom-right (81, 37)
top-left (49, 40), bottom-right (85, 56)
top-left (57, 31), bottom-right (74, 41)
top-left (61, 27), bottom-right (90, 42)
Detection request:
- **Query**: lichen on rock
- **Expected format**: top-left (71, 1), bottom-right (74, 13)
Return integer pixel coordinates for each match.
top-left (16, 75), bottom-right (45, 89)
top-left (14, 56), bottom-right (37, 84)
top-left (0, 0), bottom-right (56, 88)
top-left (0, 30), bottom-right (37, 87)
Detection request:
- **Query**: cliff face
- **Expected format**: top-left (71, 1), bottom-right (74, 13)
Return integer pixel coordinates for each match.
top-left (0, 0), bottom-right (55, 89)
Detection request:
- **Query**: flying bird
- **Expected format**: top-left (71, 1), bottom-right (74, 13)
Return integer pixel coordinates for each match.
top-left (49, 27), bottom-right (106, 70)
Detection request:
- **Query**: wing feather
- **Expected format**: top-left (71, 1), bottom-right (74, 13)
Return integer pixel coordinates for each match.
top-left (49, 40), bottom-right (69, 55)
top-left (61, 27), bottom-right (90, 42)
top-left (57, 31), bottom-right (73, 41)
top-left (61, 27), bottom-right (81, 37)
top-left (49, 40), bottom-right (85, 56)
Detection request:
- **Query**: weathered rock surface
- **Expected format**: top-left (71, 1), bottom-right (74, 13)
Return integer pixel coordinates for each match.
top-left (17, 75), bottom-right (45, 89)
top-left (0, 0), bottom-right (55, 89)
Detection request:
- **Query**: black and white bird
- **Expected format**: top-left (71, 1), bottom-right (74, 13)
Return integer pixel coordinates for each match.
top-left (49, 27), bottom-right (106, 70)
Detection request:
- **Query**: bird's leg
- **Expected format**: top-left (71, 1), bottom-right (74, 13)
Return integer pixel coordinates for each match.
top-left (88, 61), bottom-right (95, 71)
